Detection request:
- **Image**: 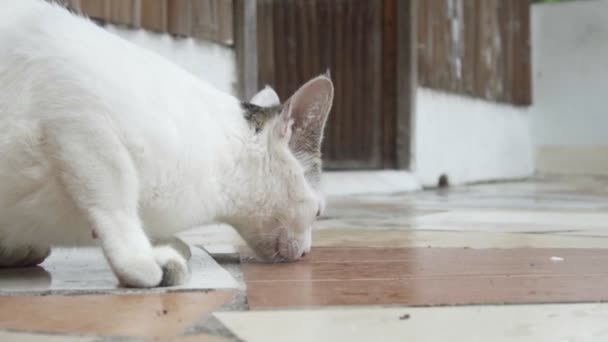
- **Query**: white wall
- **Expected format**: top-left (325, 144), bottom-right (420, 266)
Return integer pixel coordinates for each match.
top-left (530, 0), bottom-right (608, 175)
top-left (414, 88), bottom-right (535, 187)
top-left (414, 0), bottom-right (608, 185)
top-left (104, 24), bottom-right (237, 96)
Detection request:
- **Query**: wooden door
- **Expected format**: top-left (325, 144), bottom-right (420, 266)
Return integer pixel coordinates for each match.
top-left (256, 0), bottom-right (402, 169)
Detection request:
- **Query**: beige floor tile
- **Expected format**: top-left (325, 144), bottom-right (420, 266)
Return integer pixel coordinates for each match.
top-left (0, 291), bottom-right (237, 338)
top-left (327, 185), bottom-right (608, 213)
top-left (412, 195), bottom-right (608, 211)
top-left (215, 303), bottom-right (608, 342)
top-left (412, 210), bottom-right (608, 233)
top-left (313, 229), bottom-right (608, 249)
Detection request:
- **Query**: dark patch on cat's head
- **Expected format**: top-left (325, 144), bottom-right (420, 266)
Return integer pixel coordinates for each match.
top-left (241, 102), bottom-right (282, 133)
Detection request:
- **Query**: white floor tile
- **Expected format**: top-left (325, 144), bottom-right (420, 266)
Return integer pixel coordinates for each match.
top-left (413, 210), bottom-right (608, 233)
top-left (215, 303), bottom-right (608, 342)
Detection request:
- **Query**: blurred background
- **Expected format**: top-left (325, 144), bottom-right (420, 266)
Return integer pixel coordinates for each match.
top-left (2, 3), bottom-right (607, 340)
top-left (54, 0), bottom-right (608, 188)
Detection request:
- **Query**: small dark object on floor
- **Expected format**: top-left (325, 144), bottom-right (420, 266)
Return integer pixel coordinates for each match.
top-left (438, 174), bottom-right (450, 188)
top-left (399, 314), bottom-right (410, 320)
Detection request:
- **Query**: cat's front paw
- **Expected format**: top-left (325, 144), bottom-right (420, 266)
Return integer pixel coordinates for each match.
top-left (153, 245), bottom-right (190, 287)
top-left (112, 246), bottom-right (189, 288)
top-left (114, 254), bottom-right (164, 288)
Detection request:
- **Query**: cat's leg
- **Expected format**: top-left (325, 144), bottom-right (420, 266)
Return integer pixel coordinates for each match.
top-left (49, 121), bottom-right (188, 287)
top-left (0, 244), bottom-right (51, 268)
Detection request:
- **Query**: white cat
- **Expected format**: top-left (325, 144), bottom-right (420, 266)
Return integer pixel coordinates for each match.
top-left (0, 1), bottom-right (333, 288)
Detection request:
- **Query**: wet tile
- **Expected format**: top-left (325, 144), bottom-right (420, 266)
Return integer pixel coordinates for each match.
top-left (412, 210), bottom-right (608, 233)
top-left (285, 177), bottom-right (604, 236)
top-left (215, 303), bottom-right (608, 342)
top-left (245, 248), bottom-right (608, 281)
top-left (312, 228), bottom-right (608, 249)
top-left (411, 194), bottom-right (608, 211)
top-left (297, 246), bottom-right (608, 262)
top-left (322, 198), bottom-right (441, 221)
top-left (0, 331), bottom-right (95, 342)
top-left (328, 187), bottom-right (608, 215)
top-left (178, 178), bottom-right (608, 259)
top-left (0, 291), bottom-right (237, 337)
top-left (245, 275), bottom-right (608, 308)
top-left (242, 247), bottom-right (608, 309)
top-left (0, 246), bottom-right (238, 295)
top-left (315, 206), bottom-right (608, 234)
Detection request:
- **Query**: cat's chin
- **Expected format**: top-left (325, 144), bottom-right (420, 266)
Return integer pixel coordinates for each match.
top-left (247, 246), bottom-right (306, 264)
top-left (254, 254), bottom-right (303, 264)
top-left (244, 235), bottom-right (310, 263)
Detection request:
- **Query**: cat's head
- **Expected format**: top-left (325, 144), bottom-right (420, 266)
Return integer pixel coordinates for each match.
top-left (227, 75), bottom-right (333, 262)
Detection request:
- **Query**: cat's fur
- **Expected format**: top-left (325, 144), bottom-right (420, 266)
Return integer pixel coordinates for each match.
top-left (0, 1), bottom-right (333, 287)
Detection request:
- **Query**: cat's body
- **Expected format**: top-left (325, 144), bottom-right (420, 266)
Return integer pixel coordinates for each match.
top-left (0, 0), bottom-right (333, 287)
top-left (1, 0), bottom-right (245, 247)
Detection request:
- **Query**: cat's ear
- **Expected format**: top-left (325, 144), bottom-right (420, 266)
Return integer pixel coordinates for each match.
top-left (276, 75), bottom-right (334, 186)
top-left (250, 86), bottom-right (280, 107)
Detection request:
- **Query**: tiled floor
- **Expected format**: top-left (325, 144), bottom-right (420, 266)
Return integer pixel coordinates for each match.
top-left (1, 176), bottom-right (608, 341)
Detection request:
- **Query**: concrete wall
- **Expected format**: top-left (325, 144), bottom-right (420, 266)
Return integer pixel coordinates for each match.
top-left (105, 24), bottom-right (237, 96)
top-left (414, 88), bottom-right (534, 187)
top-left (530, 0), bottom-right (608, 175)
